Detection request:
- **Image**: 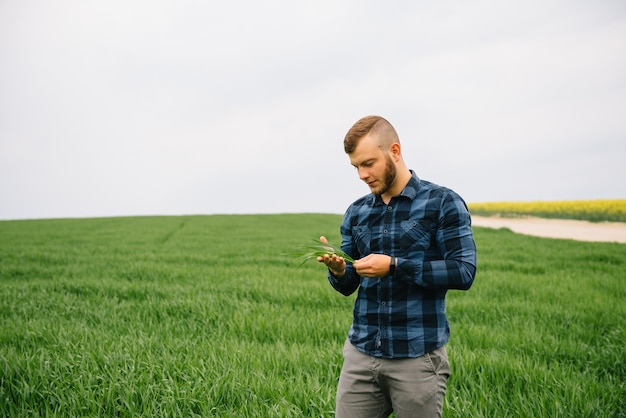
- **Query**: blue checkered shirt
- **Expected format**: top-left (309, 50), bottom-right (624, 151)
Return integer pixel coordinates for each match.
top-left (328, 171), bottom-right (477, 358)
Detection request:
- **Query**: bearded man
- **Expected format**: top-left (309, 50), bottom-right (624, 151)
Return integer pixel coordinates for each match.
top-left (318, 115), bottom-right (477, 418)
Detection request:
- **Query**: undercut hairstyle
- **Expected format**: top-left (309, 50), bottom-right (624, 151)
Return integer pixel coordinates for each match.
top-left (343, 115), bottom-right (400, 154)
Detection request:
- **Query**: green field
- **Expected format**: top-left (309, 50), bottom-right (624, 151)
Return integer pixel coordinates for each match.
top-left (1, 215), bottom-right (624, 417)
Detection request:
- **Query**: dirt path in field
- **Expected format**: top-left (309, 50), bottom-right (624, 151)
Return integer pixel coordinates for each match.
top-left (471, 216), bottom-right (626, 243)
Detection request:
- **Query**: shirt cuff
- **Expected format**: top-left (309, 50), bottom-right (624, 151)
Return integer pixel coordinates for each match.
top-left (328, 268), bottom-right (344, 282)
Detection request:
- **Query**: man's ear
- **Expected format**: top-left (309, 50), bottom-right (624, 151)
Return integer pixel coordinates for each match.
top-left (389, 143), bottom-right (401, 161)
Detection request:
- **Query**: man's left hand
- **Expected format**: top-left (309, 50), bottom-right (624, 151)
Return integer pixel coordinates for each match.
top-left (354, 254), bottom-right (392, 278)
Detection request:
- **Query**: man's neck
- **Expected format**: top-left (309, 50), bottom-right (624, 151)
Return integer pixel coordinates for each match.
top-left (381, 169), bottom-right (412, 204)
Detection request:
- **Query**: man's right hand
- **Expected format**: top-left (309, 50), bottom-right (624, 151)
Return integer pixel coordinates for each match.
top-left (316, 236), bottom-right (346, 277)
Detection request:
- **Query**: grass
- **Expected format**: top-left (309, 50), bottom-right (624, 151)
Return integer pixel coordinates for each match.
top-left (0, 214), bottom-right (624, 417)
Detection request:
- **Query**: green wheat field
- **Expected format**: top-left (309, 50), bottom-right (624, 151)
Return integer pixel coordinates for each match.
top-left (1, 214), bottom-right (624, 417)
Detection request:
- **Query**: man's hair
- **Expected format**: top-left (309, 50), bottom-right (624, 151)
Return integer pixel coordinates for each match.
top-left (344, 115), bottom-right (399, 154)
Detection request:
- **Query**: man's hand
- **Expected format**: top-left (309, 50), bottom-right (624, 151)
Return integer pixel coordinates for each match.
top-left (316, 236), bottom-right (347, 277)
top-left (353, 254), bottom-right (392, 278)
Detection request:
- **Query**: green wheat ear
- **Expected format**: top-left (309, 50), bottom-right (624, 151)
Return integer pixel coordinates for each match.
top-left (290, 239), bottom-right (355, 266)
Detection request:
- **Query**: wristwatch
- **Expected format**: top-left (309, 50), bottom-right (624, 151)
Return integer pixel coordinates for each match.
top-left (389, 256), bottom-right (397, 276)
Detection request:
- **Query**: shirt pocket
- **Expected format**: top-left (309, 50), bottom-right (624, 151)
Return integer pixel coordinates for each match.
top-left (399, 219), bottom-right (434, 251)
top-left (353, 225), bottom-right (371, 257)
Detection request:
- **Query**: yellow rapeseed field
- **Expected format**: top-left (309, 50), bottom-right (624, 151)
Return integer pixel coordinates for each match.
top-left (467, 199), bottom-right (626, 223)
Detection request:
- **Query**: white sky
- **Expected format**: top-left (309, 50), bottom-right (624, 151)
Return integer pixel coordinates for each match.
top-left (1, 0), bottom-right (625, 220)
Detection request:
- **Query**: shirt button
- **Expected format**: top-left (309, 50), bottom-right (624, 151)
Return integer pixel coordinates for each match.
top-left (383, 229), bottom-right (388, 234)
top-left (387, 206), bottom-right (392, 211)
top-left (382, 301), bottom-right (386, 305)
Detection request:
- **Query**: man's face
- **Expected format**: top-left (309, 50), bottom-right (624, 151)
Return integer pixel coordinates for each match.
top-left (349, 134), bottom-right (397, 196)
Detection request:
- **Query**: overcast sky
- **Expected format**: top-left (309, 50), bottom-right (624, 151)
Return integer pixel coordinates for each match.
top-left (1, 1), bottom-right (625, 220)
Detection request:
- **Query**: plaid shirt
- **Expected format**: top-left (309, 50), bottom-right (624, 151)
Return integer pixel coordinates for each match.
top-left (329, 171), bottom-right (477, 358)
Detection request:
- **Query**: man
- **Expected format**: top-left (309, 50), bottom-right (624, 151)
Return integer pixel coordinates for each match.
top-left (317, 115), bottom-right (477, 418)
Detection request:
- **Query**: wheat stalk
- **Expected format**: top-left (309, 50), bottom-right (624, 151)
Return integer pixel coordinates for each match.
top-left (290, 239), bottom-right (355, 266)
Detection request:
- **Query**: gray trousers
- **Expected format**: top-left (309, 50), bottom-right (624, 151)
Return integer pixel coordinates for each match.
top-left (335, 340), bottom-right (450, 418)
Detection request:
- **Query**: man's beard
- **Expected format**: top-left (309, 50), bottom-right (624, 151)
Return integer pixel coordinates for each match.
top-left (373, 155), bottom-right (397, 196)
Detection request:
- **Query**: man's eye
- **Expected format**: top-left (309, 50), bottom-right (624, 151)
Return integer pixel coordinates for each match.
top-left (353, 161), bottom-right (373, 169)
